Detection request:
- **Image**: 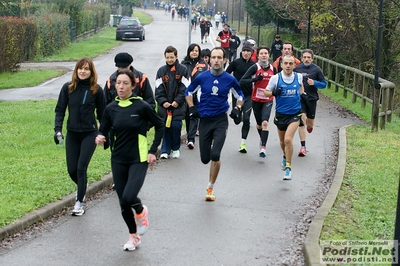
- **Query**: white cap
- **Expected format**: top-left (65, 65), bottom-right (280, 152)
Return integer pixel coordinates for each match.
top-left (248, 39), bottom-right (256, 46)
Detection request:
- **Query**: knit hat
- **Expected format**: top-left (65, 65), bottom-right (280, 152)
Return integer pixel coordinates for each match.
top-left (114, 52), bottom-right (133, 67)
top-left (242, 42), bottom-right (253, 52)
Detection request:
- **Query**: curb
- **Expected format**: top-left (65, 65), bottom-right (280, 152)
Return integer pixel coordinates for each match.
top-left (0, 173), bottom-right (113, 241)
top-left (303, 125), bottom-right (349, 265)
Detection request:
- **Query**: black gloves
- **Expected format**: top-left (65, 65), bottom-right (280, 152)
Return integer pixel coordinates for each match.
top-left (272, 87), bottom-right (282, 96)
top-left (229, 107), bottom-right (242, 125)
top-left (251, 74), bottom-right (263, 82)
top-left (301, 93), bottom-right (308, 102)
top-left (189, 106), bottom-right (200, 118)
top-left (54, 132), bottom-right (64, 145)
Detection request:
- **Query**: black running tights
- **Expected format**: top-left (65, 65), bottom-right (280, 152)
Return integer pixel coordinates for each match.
top-left (112, 161), bottom-right (148, 234)
top-left (66, 131), bottom-right (96, 202)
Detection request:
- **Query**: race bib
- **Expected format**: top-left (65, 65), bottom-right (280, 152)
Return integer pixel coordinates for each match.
top-left (256, 87), bottom-right (270, 100)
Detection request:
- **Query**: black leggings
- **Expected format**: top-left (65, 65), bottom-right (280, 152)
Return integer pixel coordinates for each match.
top-left (199, 114), bottom-right (228, 164)
top-left (66, 131), bottom-right (97, 202)
top-left (112, 161), bottom-right (148, 234)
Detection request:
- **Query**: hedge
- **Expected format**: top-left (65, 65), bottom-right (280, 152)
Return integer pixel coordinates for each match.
top-left (0, 16), bottom-right (37, 72)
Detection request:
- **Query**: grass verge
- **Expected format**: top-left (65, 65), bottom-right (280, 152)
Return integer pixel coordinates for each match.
top-left (320, 87), bottom-right (400, 247)
top-left (0, 100), bottom-right (111, 227)
top-left (0, 100), bottom-right (155, 228)
top-left (0, 70), bottom-right (66, 90)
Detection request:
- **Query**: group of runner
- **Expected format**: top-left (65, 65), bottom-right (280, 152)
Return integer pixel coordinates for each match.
top-left (53, 27), bottom-right (326, 251)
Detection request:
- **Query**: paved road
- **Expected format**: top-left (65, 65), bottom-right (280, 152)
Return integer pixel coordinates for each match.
top-left (0, 9), bottom-right (361, 265)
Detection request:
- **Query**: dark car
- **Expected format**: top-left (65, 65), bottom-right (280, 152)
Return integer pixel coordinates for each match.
top-left (116, 18), bottom-right (145, 41)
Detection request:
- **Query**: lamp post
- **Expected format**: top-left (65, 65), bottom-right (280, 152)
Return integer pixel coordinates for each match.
top-left (238, 0), bottom-right (242, 32)
top-left (231, 0), bottom-right (234, 25)
top-left (245, 12), bottom-right (249, 40)
top-left (227, 0), bottom-right (229, 25)
top-left (372, 0), bottom-right (383, 132)
top-left (188, 0), bottom-right (192, 46)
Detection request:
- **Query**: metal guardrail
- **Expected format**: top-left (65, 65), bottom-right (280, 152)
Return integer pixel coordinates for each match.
top-left (294, 49), bottom-right (396, 131)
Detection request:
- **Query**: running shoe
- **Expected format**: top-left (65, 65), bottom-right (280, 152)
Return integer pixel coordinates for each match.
top-left (298, 146), bottom-right (307, 157)
top-left (123, 234), bottom-right (141, 251)
top-left (71, 201), bottom-right (85, 216)
top-left (307, 127), bottom-right (313, 133)
top-left (259, 146), bottom-right (266, 158)
top-left (281, 157), bottom-right (286, 171)
top-left (160, 153), bottom-right (169, 159)
top-left (135, 205), bottom-right (149, 235)
top-left (187, 141), bottom-right (195, 149)
top-left (171, 150), bottom-right (180, 159)
top-left (239, 143), bottom-right (247, 153)
top-left (283, 168), bottom-right (292, 181)
top-left (205, 187), bottom-right (216, 201)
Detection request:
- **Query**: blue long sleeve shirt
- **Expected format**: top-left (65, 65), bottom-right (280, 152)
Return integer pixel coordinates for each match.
top-left (185, 70), bottom-right (244, 117)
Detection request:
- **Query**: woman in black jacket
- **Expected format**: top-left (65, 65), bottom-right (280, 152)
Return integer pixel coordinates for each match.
top-left (54, 57), bottom-right (106, 216)
top-left (96, 70), bottom-right (164, 251)
top-left (181, 43), bottom-right (209, 149)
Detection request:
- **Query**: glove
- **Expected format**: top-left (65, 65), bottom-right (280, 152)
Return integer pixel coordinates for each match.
top-left (251, 74), bottom-right (263, 82)
top-left (189, 106), bottom-right (200, 118)
top-left (54, 132), bottom-right (64, 145)
top-left (272, 87), bottom-right (282, 96)
top-left (301, 93), bottom-right (308, 102)
top-left (229, 107), bottom-right (242, 125)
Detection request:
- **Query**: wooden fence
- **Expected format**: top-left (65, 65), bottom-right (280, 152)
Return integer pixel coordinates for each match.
top-left (294, 49), bottom-right (396, 131)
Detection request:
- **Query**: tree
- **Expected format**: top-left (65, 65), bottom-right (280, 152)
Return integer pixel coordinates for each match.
top-left (263, 0), bottom-right (400, 82)
top-left (244, 0), bottom-right (275, 26)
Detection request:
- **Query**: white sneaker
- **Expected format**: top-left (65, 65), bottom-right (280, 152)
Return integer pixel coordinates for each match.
top-left (259, 146), bottom-right (266, 158)
top-left (71, 201), bottom-right (85, 216)
top-left (187, 141), bottom-right (194, 149)
top-left (135, 205), bottom-right (149, 235)
top-left (171, 150), bottom-right (180, 159)
top-left (160, 153), bottom-right (169, 159)
top-left (123, 234), bottom-right (141, 251)
top-left (283, 168), bottom-right (292, 181)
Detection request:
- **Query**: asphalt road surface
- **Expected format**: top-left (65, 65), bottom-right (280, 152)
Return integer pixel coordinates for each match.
top-left (0, 9), bottom-right (362, 266)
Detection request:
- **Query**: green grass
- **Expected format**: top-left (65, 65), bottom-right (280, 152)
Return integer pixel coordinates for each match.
top-left (0, 70), bottom-right (66, 90)
top-left (0, 100), bottom-right (111, 227)
top-left (35, 26), bottom-right (120, 61)
top-left (132, 10), bottom-right (152, 25)
top-left (320, 87), bottom-right (400, 255)
top-left (0, 100), bottom-right (156, 227)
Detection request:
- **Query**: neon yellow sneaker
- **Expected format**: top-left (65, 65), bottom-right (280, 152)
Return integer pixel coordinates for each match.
top-left (204, 187), bottom-right (216, 201)
top-left (239, 143), bottom-right (247, 153)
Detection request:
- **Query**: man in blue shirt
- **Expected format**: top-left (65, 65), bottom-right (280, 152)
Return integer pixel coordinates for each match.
top-left (294, 49), bottom-right (327, 156)
top-left (264, 55), bottom-right (305, 181)
top-left (185, 47), bottom-right (244, 201)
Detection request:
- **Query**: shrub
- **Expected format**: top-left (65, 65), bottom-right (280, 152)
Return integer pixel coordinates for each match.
top-left (28, 13), bottom-right (70, 58)
top-left (0, 16), bottom-right (37, 72)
